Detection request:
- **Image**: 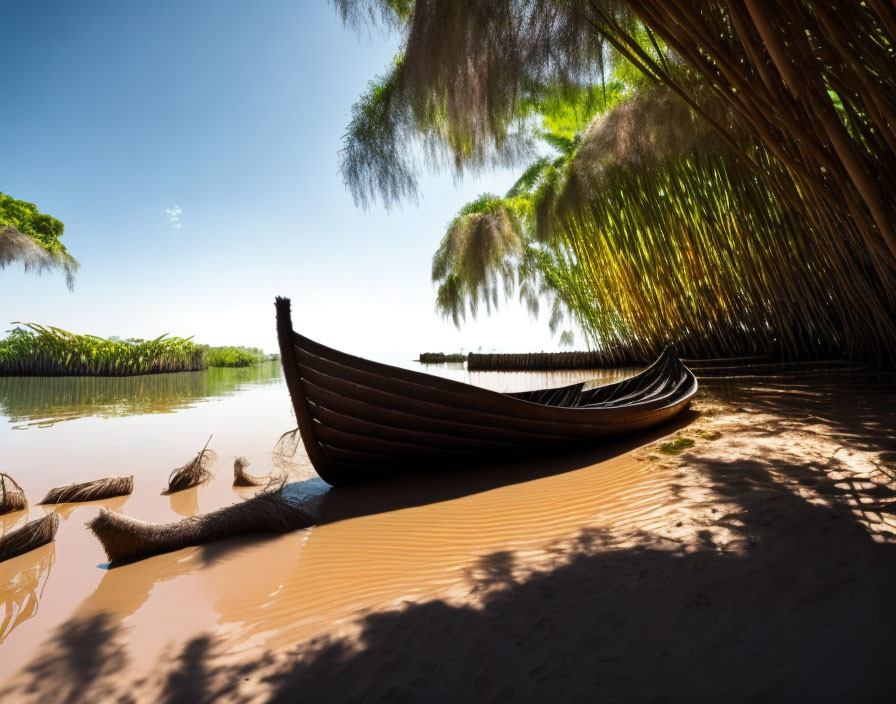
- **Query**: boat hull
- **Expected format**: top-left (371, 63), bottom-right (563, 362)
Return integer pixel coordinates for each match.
top-left (276, 298), bottom-right (697, 486)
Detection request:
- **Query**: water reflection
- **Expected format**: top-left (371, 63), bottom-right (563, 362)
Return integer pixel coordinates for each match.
top-left (1, 360), bottom-right (637, 430)
top-left (169, 487), bottom-right (200, 518)
top-left (41, 495), bottom-right (131, 521)
top-left (0, 363), bottom-right (282, 428)
top-left (0, 543), bottom-right (55, 644)
top-left (414, 362), bottom-right (640, 393)
top-left (1, 510), bottom-right (28, 537)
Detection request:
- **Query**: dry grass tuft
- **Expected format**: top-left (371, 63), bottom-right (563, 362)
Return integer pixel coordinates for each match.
top-left (88, 488), bottom-right (315, 563)
top-left (271, 429), bottom-right (304, 474)
top-left (0, 472), bottom-right (27, 516)
top-left (233, 457), bottom-right (267, 487)
top-left (40, 475), bottom-right (133, 505)
top-left (0, 513), bottom-right (58, 563)
top-left (162, 437), bottom-right (216, 495)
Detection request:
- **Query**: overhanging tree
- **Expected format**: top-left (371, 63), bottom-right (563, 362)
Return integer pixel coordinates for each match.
top-left (335, 0), bottom-right (896, 362)
top-left (0, 192), bottom-right (77, 289)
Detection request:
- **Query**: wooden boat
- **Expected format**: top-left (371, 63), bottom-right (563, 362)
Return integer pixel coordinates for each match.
top-left (276, 297), bottom-right (697, 486)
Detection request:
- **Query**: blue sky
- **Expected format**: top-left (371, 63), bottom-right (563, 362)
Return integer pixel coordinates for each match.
top-left (0, 0), bottom-right (563, 357)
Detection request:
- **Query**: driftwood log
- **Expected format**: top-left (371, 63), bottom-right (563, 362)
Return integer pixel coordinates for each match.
top-left (88, 489), bottom-right (314, 563)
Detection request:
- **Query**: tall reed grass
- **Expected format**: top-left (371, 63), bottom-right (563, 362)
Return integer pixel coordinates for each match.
top-left (0, 324), bottom-right (269, 377)
top-left (203, 346), bottom-right (267, 368)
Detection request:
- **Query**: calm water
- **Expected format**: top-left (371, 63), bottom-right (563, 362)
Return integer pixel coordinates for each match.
top-left (0, 361), bottom-right (638, 496)
top-left (0, 360), bottom-right (638, 670)
top-left (1, 360), bottom-right (638, 517)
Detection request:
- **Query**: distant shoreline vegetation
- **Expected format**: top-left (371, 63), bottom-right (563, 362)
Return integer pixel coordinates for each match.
top-left (418, 352), bottom-right (467, 364)
top-left (0, 323), bottom-right (274, 377)
top-left (203, 346), bottom-right (270, 368)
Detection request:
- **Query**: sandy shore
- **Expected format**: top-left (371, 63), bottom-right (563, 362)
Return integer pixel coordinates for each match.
top-left (1, 372), bottom-right (894, 702)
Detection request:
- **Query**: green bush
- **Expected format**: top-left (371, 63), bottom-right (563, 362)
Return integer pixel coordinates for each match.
top-left (203, 346), bottom-right (267, 368)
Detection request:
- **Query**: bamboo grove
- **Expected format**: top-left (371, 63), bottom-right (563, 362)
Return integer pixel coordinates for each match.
top-left (335, 1), bottom-right (896, 364)
top-left (0, 324), bottom-right (268, 376)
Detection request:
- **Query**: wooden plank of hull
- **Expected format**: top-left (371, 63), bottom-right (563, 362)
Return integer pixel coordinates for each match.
top-left (297, 344), bottom-right (691, 423)
top-left (303, 380), bottom-right (574, 444)
top-left (275, 297), bottom-right (697, 486)
top-left (309, 401), bottom-right (541, 453)
top-left (300, 361), bottom-right (688, 437)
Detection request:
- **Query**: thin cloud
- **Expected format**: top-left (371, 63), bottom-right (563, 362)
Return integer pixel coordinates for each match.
top-left (165, 205), bottom-right (183, 230)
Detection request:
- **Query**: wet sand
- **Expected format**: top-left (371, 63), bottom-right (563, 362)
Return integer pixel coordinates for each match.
top-left (1, 371), bottom-right (895, 701)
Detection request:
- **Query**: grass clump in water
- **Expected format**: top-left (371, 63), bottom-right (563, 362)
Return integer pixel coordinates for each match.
top-left (163, 438), bottom-right (216, 495)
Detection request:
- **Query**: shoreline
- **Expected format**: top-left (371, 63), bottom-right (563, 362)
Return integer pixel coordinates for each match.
top-left (1, 372), bottom-right (894, 700)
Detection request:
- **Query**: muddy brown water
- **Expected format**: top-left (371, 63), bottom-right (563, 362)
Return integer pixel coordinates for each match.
top-left (1, 361), bottom-right (665, 683)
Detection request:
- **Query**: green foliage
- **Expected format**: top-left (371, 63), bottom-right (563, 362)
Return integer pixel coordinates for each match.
top-left (430, 88), bottom-right (589, 341)
top-left (523, 81), bottom-right (628, 141)
top-left (0, 325), bottom-right (204, 376)
top-left (203, 346), bottom-right (267, 368)
top-left (0, 194), bottom-right (64, 252)
top-left (0, 326), bottom-right (268, 376)
top-left (431, 193), bottom-right (530, 325)
top-left (332, 0), bottom-right (414, 30)
top-left (0, 192), bottom-right (78, 288)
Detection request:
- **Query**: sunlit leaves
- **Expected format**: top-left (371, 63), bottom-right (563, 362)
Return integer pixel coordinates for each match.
top-left (0, 193), bottom-right (78, 289)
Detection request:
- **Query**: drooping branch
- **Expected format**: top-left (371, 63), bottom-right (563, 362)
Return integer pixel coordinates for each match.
top-left (0, 193), bottom-right (78, 289)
